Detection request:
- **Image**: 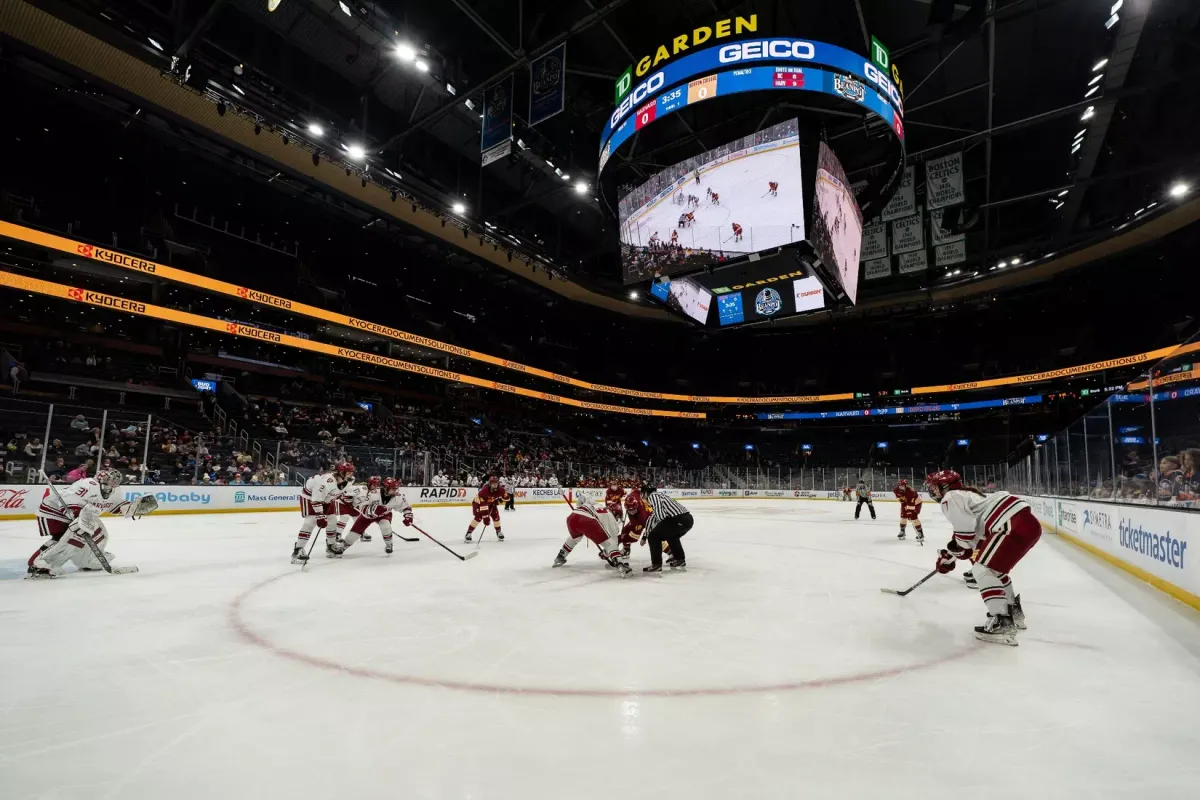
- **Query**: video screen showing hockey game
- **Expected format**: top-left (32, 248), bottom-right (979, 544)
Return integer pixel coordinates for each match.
top-left (809, 141), bottom-right (864, 305)
top-left (617, 119), bottom-right (806, 285)
top-left (656, 275), bottom-right (713, 325)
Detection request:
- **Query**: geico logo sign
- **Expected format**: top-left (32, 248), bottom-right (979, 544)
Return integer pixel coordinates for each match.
top-left (1118, 519), bottom-right (1188, 568)
top-left (863, 62), bottom-right (904, 110)
top-left (419, 488), bottom-right (468, 499)
top-left (719, 39), bottom-right (815, 65)
top-left (125, 490), bottom-right (212, 505)
top-left (610, 72), bottom-right (665, 129)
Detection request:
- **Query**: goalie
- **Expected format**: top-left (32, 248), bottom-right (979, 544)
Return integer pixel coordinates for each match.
top-left (27, 469), bottom-right (157, 578)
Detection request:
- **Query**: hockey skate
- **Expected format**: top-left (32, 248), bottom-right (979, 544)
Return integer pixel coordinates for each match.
top-left (897, 531), bottom-right (906, 540)
top-left (360, 532), bottom-right (372, 543)
top-left (464, 530), bottom-right (473, 543)
top-left (326, 538), bottom-right (346, 558)
top-left (643, 564), bottom-right (663, 575)
top-left (494, 530), bottom-right (505, 542)
top-left (618, 562), bottom-right (633, 578)
top-left (290, 544), bottom-right (309, 564)
top-left (667, 556), bottom-right (687, 572)
top-left (915, 531), bottom-right (925, 546)
top-left (974, 613), bottom-right (1018, 646)
top-left (385, 540), bottom-right (393, 555)
top-left (26, 565), bottom-right (57, 579)
top-left (1011, 595), bottom-right (1027, 630)
top-left (553, 548), bottom-right (568, 568)
top-left (963, 570), bottom-right (978, 588)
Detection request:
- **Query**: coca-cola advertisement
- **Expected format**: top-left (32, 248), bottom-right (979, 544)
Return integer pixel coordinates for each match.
top-left (0, 486), bottom-right (35, 516)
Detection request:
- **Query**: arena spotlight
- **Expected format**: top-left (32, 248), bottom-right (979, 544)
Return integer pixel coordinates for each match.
top-left (628, 290), bottom-right (638, 300)
top-left (415, 59), bottom-right (430, 73)
top-left (1169, 182), bottom-right (1190, 199)
top-left (395, 43), bottom-right (416, 61)
top-left (1081, 106), bottom-right (1095, 121)
top-left (1093, 58), bottom-right (1108, 71)
top-left (574, 182), bottom-right (588, 194)
top-left (347, 144), bottom-right (366, 160)
top-left (308, 122), bottom-right (324, 137)
top-left (451, 202), bottom-right (466, 214)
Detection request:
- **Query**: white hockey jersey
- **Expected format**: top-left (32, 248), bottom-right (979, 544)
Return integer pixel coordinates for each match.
top-left (939, 489), bottom-right (1030, 551)
top-left (301, 473), bottom-right (343, 512)
top-left (36, 478), bottom-right (128, 523)
top-left (570, 503), bottom-right (620, 543)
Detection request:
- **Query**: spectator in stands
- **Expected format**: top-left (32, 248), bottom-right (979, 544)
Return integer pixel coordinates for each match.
top-left (70, 414), bottom-right (90, 431)
top-left (73, 441), bottom-right (91, 457)
top-left (231, 473), bottom-right (245, 485)
top-left (23, 438), bottom-right (43, 459)
top-left (65, 460), bottom-right (91, 482)
top-left (47, 438), bottom-right (65, 457)
top-left (47, 456), bottom-right (68, 482)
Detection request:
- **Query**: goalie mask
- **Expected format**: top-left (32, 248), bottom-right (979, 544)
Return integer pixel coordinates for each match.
top-left (96, 469), bottom-right (122, 499)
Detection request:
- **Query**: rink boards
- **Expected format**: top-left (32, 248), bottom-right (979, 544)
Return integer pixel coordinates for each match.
top-left (0, 484), bottom-right (912, 520)
top-left (1026, 495), bottom-right (1200, 612)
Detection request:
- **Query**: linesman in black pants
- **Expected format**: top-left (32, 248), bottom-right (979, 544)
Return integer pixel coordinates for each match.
top-left (854, 480), bottom-right (876, 520)
top-left (640, 486), bottom-right (693, 573)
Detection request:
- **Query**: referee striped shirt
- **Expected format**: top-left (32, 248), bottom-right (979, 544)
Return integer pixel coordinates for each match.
top-left (644, 492), bottom-right (690, 534)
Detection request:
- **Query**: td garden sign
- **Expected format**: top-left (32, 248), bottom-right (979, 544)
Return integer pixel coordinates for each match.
top-left (613, 16), bottom-right (904, 104)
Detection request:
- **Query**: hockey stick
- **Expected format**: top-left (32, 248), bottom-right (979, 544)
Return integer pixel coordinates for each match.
top-left (299, 517), bottom-right (325, 572)
top-left (880, 568), bottom-right (938, 597)
top-left (39, 471), bottom-right (138, 575)
top-left (412, 524), bottom-right (478, 561)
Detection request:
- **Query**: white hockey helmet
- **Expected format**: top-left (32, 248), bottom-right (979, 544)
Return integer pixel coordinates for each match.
top-left (96, 468), bottom-right (122, 499)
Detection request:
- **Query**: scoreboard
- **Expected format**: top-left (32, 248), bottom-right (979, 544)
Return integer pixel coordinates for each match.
top-left (599, 65), bottom-right (902, 174)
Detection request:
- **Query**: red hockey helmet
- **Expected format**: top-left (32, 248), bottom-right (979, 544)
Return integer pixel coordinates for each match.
top-left (381, 477), bottom-right (400, 497)
top-left (334, 462), bottom-right (355, 484)
top-left (925, 470), bottom-right (963, 500)
top-left (367, 475), bottom-right (382, 490)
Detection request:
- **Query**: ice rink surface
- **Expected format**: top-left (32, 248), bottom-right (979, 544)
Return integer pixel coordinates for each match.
top-left (622, 149), bottom-right (805, 254)
top-left (3, 499), bottom-right (1200, 799)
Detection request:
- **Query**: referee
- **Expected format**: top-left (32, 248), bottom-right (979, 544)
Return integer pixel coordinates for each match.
top-left (640, 486), bottom-right (693, 573)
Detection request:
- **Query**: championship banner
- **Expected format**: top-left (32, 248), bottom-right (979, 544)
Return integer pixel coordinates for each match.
top-left (880, 165), bottom-right (915, 221)
top-left (929, 207), bottom-right (966, 246)
top-left (481, 140), bottom-right (511, 167)
top-left (864, 258), bottom-right (891, 280)
top-left (897, 249), bottom-right (927, 274)
top-left (481, 75), bottom-right (514, 156)
top-left (890, 205), bottom-right (924, 254)
top-left (925, 151), bottom-right (964, 209)
top-left (860, 221), bottom-right (888, 261)
top-left (935, 240), bottom-right (967, 267)
top-left (529, 44), bottom-right (566, 126)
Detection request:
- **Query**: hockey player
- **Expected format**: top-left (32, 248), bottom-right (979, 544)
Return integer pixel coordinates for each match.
top-left (768, 181), bottom-right (779, 196)
top-left (552, 498), bottom-right (631, 576)
top-left (341, 477), bottom-right (413, 556)
top-left (672, 227), bottom-right (682, 243)
top-left (927, 470), bottom-right (1041, 646)
top-left (465, 474), bottom-right (505, 542)
top-left (292, 462), bottom-right (355, 563)
top-left (335, 473), bottom-right (372, 543)
top-left (731, 222), bottom-right (743, 243)
top-left (842, 486), bottom-right (853, 502)
top-left (710, 192), bottom-right (720, 205)
top-left (620, 487), bottom-right (664, 559)
top-left (893, 479), bottom-right (924, 543)
top-left (605, 481), bottom-right (627, 522)
top-left (854, 480), bottom-right (876, 520)
top-left (28, 469), bottom-right (153, 578)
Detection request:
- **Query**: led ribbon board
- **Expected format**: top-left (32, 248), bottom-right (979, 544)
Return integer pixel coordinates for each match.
top-left (0, 270), bottom-right (705, 419)
top-left (757, 395), bottom-right (1044, 421)
top-left (0, 221), bottom-right (1188, 406)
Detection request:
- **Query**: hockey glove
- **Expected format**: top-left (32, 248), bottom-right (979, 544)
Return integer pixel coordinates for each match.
top-left (946, 537), bottom-right (974, 560)
top-left (403, 512), bottom-right (413, 527)
top-left (935, 549), bottom-right (957, 575)
top-left (316, 516), bottom-right (328, 529)
top-left (123, 495), bottom-right (159, 520)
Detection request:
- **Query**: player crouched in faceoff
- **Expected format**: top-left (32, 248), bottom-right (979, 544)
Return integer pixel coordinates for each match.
top-left (552, 494), bottom-right (632, 576)
top-left (465, 474), bottom-right (505, 542)
top-left (292, 462), bottom-right (356, 563)
top-left (340, 476), bottom-right (414, 556)
top-left (28, 469), bottom-right (155, 578)
top-left (893, 479), bottom-right (924, 543)
top-left (927, 470), bottom-right (1041, 646)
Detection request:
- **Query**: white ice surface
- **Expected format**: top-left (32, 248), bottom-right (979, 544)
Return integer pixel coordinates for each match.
top-left (621, 149), bottom-right (805, 253)
top-left (2, 500), bottom-right (1199, 799)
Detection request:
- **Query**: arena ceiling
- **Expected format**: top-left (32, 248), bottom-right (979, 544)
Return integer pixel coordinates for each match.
top-left (3, 0), bottom-right (1199, 317)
